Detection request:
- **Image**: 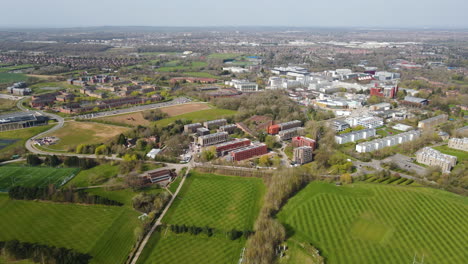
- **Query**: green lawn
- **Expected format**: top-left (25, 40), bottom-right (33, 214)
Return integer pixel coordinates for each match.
top-left (66, 163), bottom-right (119, 187)
top-left (0, 255), bottom-right (35, 264)
top-left (29, 81), bottom-right (79, 94)
top-left (0, 99), bottom-right (19, 115)
top-left (0, 73), bottom-right (28, 84)
top-left (163, 171), bottom-right (265, 230)
top-left (0, 65), bottom-right (34, 73)
top-left (208, 53), bottom-right (241, 60)
top-left (0, 166), bottom-right (78, 191)
top-left (137, 232), bottom-right (244, 264)
top-left (277, 182), bottom-right (468, 264)
top-left (168, 176), bottom-right (182, 193)
top-left (156, 61), bottom-right (208, 72)
top-left (154, 108), bottom-right (236, 127)
top-left (0, 125), bottom-right (53, 161)
top-left (0, 193), bottom-right (142, 264)
top-left (433, 145), bottom-right (468, 161)
top-left (183, 71), bottom-right (219, 78)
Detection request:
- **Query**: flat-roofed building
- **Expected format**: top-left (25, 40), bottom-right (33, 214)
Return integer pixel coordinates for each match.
top-left (184, 123), bottom-right (203, 133)
top-left (346, 116), bottom-right (383, 129)
top-left (292, 136), bottom-right (316, 150)
top-left (213, 138), bottom-right (251, 156)
top-left (279, 120), bottom-right (302, 130)
top-left (230, 143), bottom-right (267, 161)
top-left (196, 127), bottom-right (210, 136)
top-left (293, 146), bottom-right (313, 165)
top-left (401, 96), bottom-right (429, 107)
top-left (335, 128), bottom-right (376, 144)
top-left (279, 127), bottom-right (304, 140)
top-left (418, 114), bottom-right (448, 130)
top-left (197, 132), bottom-right (229, 146)
top-left (203, 119), bottom-right (227, 129)
top-left (332, 120), bottom-right (350, 132)
top-left (144, 169), bottom-right (175, 185)
top-left (416, 147), bottom-right (457, 173)
top-left (218, 124), bottom-right (237, 134)
top-left (356, 130), bottom-right (420, 153)
top-left (448, 137), bottom-right (468, 152)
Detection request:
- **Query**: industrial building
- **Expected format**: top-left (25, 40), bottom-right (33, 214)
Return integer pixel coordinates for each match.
top-left (416, 147), bottom-right (457, 173)
top-left (418, 114), bottom-right (448, 130)
top-left (448, 137), bottom-right (468, 152)
top-left (293, 146), bottom-right (314, 165)
top-left (184, 123), bottom-right (203, 133)
top-left (355, 130), bottom-right (420, 153)
top-left (292, 136), bottom-right (316, 149)
top-left (213, 138), bottom-right (251, 156)
top-left (229, 143), bottom-right (268, 161)
top-left (203, 119), bottom-right (227, 129)
top-left (197, 132), bottom-right (229, 146)
top-left (335, 128), bottom-right (376, 144)
top-left (278, 127), bottom-right (304, 140)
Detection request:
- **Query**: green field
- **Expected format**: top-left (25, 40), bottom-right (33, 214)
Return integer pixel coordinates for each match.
top-left (183, 71), bottom-right (219, 78)
top-left (0, 99), bottom-right (19, 115)
top-left (207, 53), bottom-right (242, 60)
top-left (154, 108), bottom-right (236, 127)
top-left (138, 232), bottom-right (244, 264)
top-left (0, 125), bottom-right (53, 160)
top-left (0, 166), bottom-right (78, 191)
top-left (277, 182), bottom-right (468, 264)
top-left (0, 193), bottom-right (141, 264)
top-left (0, 65), bottom-right (34, 73)
top-left (29, 81), bottom-right (79, 94)
top-left (163, 171), bottom-right (264, 230)
top-left (156, 61), bottom-right (208, 72)
top-left (433, 145), bottom-right (468, 161)
top-left (66, 163), bottom-right (119, 187)
top-left (0, 72), bottom-right (28, 84)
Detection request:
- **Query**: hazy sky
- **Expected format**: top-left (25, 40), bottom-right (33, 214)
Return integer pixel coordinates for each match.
top-left (1, 0), bottom-right (467, 28)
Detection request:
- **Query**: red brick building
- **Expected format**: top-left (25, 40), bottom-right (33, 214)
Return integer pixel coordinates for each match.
top-left (230, 143), bottom-right (267, 161)
top-left (370, 84), bottom-right (398, 99)
top-left (292, 136), bottom-right (316, 150)
top-left (214, 138), bottom-right (251, 156)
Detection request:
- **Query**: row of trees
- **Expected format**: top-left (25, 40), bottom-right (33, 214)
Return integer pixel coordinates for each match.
top-left (26, 154), bottom-right (97, 170)
top-left (168, 224), bottom-right (253, 240)
top-left (132, 192), bottom-right (171, 214)
top-left (0, 240), bottom-right (91, 264)
top-left (9, 185), bottom-right (123, 206)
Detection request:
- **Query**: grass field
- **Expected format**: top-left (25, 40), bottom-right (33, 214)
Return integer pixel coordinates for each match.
top-left (43, 121), bottom-right (129, 152)
top-left (0, 255), bottom-right (35, 264)
top-left (183, 72), bottom-right (219, 78)
top-left (0, 166), bottom-right (78, 191)
top-left (154, 108), bottom-right (237, 127)
top-left (0, 99), bottom-right (18, 114)
top-left (163, 171), bottom-right (265, 230)
top-left (156, 61), bottom-right (208, 72)
top-left (208, 53), bottom-right (242, 60)
top-left (138, 232), bottom-right (244, 264)
top-left (29, 81), bottom-right (79, 94)
top-left (0, 73), bottom-right (28, 84)
top-left (95, 103), bottom-right (211, 127)
top-left (0, 125), bottom-right (53, 160)
top-left (66, 163), bottom-right (119, 187)
top-left (277, 182), bottom-right (468, 264)
top-left (433, 145), bottom-right (468, 161)
top-left (0, 193), bottom-right (141, 264)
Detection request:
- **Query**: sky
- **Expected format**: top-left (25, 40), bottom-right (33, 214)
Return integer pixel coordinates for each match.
top-left (1, 0), bottom-right (467, 28)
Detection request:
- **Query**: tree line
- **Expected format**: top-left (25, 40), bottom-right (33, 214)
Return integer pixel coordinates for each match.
top-left (0, 240), bottom-right (91, 264)
top-left (26, 154), bottom-right (97, 170)
top-left (8, 185), bottom-right (123, 206)
top-left (167, 224), bottom-right (253, 240)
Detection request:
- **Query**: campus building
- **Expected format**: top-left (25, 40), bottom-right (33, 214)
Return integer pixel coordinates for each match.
top-left (196, 127), bottom-right (210, 136)
top-left (332, 120), bottom-right (350, 132)
top-left (203, 119), bottom-right (227, 129)
top-left (448, 137), bottom-right (468, 152)
top-left (229, 143), bottom-right (268, 161)
top-left (292, 136), bottom-right (316, 150)
top-left (400, 96), bottom-right (429, 108)
top-left (213, 138), bottom-right (251, 156)
top-left (416, 147), bottom-right (457, 173)
top-left (267, 120), bottom-right (302, 135)
top-left (197, 132), bottom-right (229, 146)
top-left (144, 169), bottom-right (175, 185)
top-left (278, 127), bottom-right (304, 140)
top-left (184, 123), bottom-right (203, 133)
top-left (335, 128), bottom-right (376, 144)
top-left (369, 85), bottom-right (398, 99)
top-left (0, 112), bottom-right (49, 132)
top-left (355, 130), bottom-right (420, 153)
top-left (293, 146), bottom-right (314, 165)
top-left (225, 79), bottom-right (259, 92)
top-left (418, 114), bottom-right (448, 130)
top-left (345, 116), bottom-right (383, 129)
top-left (218, 124), bottom-right (237, 134)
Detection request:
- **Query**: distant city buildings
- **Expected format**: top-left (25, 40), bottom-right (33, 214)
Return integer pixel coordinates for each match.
top-left (356, 130), bottom-right (420, 153)
top-left (267, 120), bottom-right (302, 135)
top-left (448, 137), bottom-right (468, 152)
top-left (271, 66), bottom-right (310, 77)
top-left (416, 147), bottom-right (457, 173)
top-left (332, 120), bottom-right (351, 132)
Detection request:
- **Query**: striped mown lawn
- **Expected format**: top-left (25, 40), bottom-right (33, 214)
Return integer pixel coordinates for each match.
top-left (0, 194), bottom-right (141, 264)
top-left (277, 182), bottom-right (468, 264)
top-left (162, 171), bottom-right (265, 230)
top-left (0, 166), bottom-right (78, 191)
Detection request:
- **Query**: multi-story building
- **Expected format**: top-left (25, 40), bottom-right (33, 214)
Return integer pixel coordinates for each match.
top-left (184, 123), bottom-right (203, 133)
top-left (266, 120), bottom-right (302, 135)
top-left (271, 66), bottom-right (310, 77)
top-left (293, 146), bottom-right (314, 165)
top-left (213, 138), bottom-right (251, 156)
top-left (332, 120), bottom-right (350, 132)
top-left (448, 137), bottom-right (468, 152)
top-left (230, 143), bottom-right (268, 161)
top-left (225, 79), bottom-right (259, 92)
top-left (416, 147), bottom-right (457, 173)
top-left (218, 124), bottom-right (237, 134)
top-left (335, 128), bottom-right (376, 144)
top-left (345, 116), bottom-right (383, 129)
top-left (292, 136), bottom-right (316, 150)
top-left (370, 85), bottom-right (398, 98)
top-left (196, 127), bottom-right (210, 136)
top-left (278, 127), bottom-right (304, 140)
top-left (400, 96), bottom-right (429, 108)
top-left (144, 169), bottom-right (175, 185)
top-left (197, 132), bottom-right (229, 146)
top-left (7, 82), bottom-right (31, 96)
top-left (418, 114), bottom-right (448, 130)
top-left (356, 130), bottom-right (420, 153)
top-left (203, 119), bottom-right (227, 129)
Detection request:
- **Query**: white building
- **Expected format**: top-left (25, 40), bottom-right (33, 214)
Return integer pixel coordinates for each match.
top-left (225, 79), bottom-right (258, 92)
top-left (222, 67), bottom-right (249, 73)
top-left (416, 147), bottom-right (457, 173)
top-left (373, 71), bottom-right (400, 81)
top-left (146, 148), bottom-right (161, 159)
top-left (356, 130), bottom-right (420, 153)
top-left (392, 123), bottom-right (413, 131)
top-left (448, 137), bottom-right (468, 152)
top-left (335, 128), bottom-right (376, 144)
top-left (271, 66), bottom-right (310, 77)
top-left (345, 116), bottom-right (383, 129)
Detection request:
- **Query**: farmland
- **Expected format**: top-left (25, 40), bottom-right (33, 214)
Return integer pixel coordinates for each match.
top-left (43, 121), bottom-right (129, 152)
top-left (94, 102), bottom-right (211, 127)
top-left (0, 193), bottom-right (141, 264)
top-left (154, 108), bottom-right (236, 127)
top-left (163, 171), bottom-right (265, 230)
top-left (277, 182), bottom-right (468, 264)
top-left (0, 125), bottom-right (53, 160)
top-left (0, 166), bottom-right (78, 191)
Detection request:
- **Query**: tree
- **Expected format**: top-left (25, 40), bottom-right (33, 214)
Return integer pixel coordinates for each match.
top-left (94, 145), bottom-right (109, 156)
top-left (340, 173), bottom-right (353, 184)
top-left (201, 147), bottom-right (216, 161)
top-left (265, 135), bottom-right (278, 149)
top-left (117, 133), bottom-right (126, 145)
top-left (259, 155), bottom-right (271, 167)
top-left (26, 154), bottom-right (41, 166)
top-left (45, 155), bottom-right (61, 167)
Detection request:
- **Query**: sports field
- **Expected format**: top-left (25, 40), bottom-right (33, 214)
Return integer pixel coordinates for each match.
top-left (154, 108), bottom-right (236, 127)
top-left (43, 121), bottom-right (129, 152)
top-left (0, 193), bottom-right (141, 264)
top-left (163, 171), bottom-right (265, 230)
top-left (0, 166), bottom-right (78, 191)
top-left (95, 102), bottom-right (211, 127)
top-left (277, 182), bottom-right (468, 264)
top-left (138, 232), bottom-right (244, 264)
